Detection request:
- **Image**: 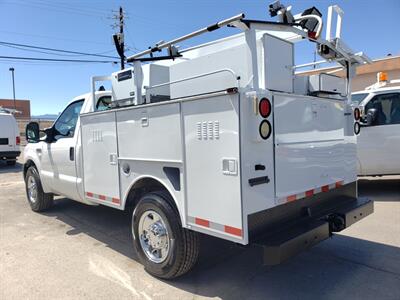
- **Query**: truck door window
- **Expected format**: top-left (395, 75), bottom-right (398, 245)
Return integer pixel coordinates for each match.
top-left (53, 100), bottom-right (84, 139)
top-left (96, 96), bottom-right (112, 111)
top-left (389, 94), bottom-right (400, 124)
top-left (365, 93), bottom-right (400, 126)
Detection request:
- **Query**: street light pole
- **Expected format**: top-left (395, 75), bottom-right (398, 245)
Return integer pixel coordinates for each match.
top-left (9, 67), bottom-right (16, 110)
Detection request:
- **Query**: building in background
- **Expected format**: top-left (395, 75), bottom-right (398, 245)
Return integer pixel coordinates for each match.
top-left (299, 55), bottom-right (400, 92)
top-left (0, 99), bottom-right (31, 119)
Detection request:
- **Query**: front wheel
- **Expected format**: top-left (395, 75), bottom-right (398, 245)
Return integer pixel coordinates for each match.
top-left (25, 166), bottom-right (54, 212)
top-left (132, 191), bottom-right (199, 279)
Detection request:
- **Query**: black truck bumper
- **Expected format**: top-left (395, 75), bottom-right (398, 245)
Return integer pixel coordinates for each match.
top-left (248, 182), bottom-right (373, 265)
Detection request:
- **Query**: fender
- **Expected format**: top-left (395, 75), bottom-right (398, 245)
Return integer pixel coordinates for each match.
top-left (23, 146), bottom-right (53, 193)
top-left (122, 174), bottom-right (185, 226)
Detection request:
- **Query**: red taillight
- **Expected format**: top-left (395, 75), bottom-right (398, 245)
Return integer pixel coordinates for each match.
top-left (354, 108), bottom-right (361, 121)
top-left (259, 98), bottom-right (271, 118)
top-left (16, 136), bottom-right (20, 145)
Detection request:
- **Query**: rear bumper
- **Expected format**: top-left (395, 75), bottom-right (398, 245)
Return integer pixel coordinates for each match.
top-left (0, 151), bottom-right (21, 159)
top-left (248, 182), bottom-right (374, 265)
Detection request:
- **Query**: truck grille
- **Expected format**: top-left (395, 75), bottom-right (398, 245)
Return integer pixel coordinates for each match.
top-left (0, 138), bottom-right (9, 145)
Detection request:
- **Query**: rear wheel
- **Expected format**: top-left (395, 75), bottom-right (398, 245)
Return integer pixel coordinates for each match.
top-left (132, 191), bottom-right (199, 279)
top-left (25, 166), bottom-right (54, 212)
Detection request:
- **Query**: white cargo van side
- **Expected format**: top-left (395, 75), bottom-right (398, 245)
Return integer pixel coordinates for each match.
top-left (0, 112), bottom-right (21, 165)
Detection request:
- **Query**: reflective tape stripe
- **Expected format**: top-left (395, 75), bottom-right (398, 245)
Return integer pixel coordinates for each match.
top-left (195, 217), bottom-right (210, 227)
top-left (112, 198), bottom-right (120, 204)
top-left (86, 192), bottom-right (120, 205)
top-left (335, 180), bottom-right (344, 188)
top-left (282, 180), bottom-right (352, 204)
top-left (188, 216), bottom-right (242, 238)
top-left (224, 225), bottom-right (242, 237)
top-left (305, 190), bottom-right (314, 197)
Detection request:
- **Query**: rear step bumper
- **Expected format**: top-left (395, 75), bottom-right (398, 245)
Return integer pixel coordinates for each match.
top-left (256, 197), bottom-right (373, 265)
top-left (0, 151), bottom-right (21, 159)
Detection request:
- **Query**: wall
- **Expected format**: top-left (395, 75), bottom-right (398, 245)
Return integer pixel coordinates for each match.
top-left (0, 99), bottom-right (31, 119)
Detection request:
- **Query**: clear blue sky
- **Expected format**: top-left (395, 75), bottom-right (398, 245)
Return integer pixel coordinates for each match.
top-left (0, 0), bottom-right (399, 115)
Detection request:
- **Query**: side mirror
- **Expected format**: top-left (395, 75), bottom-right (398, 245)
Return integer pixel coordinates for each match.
top-left (365, 108), bottom-right (377, 126)
top-left (25, 122), bottom-right (40, 143)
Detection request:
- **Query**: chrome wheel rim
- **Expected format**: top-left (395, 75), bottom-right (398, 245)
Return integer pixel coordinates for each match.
top-left (27, 176), bottom-right (38, 203)
top-left (138, 210), bottom-right (169, 263)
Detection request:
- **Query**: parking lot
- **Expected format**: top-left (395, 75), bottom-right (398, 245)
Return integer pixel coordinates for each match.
top-left (1, 156), bottom-right (399, 300)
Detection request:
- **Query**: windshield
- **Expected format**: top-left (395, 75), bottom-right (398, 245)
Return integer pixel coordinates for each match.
top-left (351, 93), bottom-right (368, 104)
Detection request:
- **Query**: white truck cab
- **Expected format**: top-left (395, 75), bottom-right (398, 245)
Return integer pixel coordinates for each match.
top-left (0, 108), bottom-right (20, 165)
top-left (23, 2), bottom-right (374, 279)
top-left (353, 73), bottom-right (400, 176)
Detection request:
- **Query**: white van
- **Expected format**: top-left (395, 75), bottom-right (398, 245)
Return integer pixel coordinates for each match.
top-left (0, 110), bottom-right (21, 165)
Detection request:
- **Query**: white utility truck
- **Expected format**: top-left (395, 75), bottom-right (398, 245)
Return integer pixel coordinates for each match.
top-left (0, 107), bottom-right (20, 165)
top-left (24, 2), bottom-right (373, 279)
top-left (353, 72), bottom-right (400, 176)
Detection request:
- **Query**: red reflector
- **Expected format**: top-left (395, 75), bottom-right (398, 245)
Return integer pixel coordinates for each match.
top-left (16, 136), bottom-right (20, 145)
top-left (86, 192), bottom-right (94, 197)
top-left (259, 98), bottom-right (271, 118)
top-left (354, 108), bottom-right (361, 121)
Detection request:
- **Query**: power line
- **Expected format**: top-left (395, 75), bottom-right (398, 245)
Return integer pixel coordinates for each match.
top-left (0, 41), bottom-right (119, 59)
top-left (0, 29), bottom-right (111, 46)
top-left (0, 55), bottom-right (117, 63)
top-left (3, 0), bottom-right (108, 18)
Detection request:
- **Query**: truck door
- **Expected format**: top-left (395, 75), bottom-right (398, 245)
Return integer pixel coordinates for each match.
top-left (358, 92), bottom-right (400, 175)
top-left (40, 99), bottom-right (84, 200)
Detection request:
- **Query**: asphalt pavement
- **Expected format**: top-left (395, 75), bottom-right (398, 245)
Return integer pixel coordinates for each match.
top-left (0, 158), bottom-right (399, 300)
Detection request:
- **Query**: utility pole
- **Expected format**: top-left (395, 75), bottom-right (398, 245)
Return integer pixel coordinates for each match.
top-left (9, 67), bottom-right (16, 110)
top-left (112, 6), bottom-right (125, 70)
top-left (119, 7), bottom-right (125, 70)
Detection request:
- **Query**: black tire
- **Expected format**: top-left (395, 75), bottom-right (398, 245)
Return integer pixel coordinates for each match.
top-left (24, 166), bottom-right (54, 212)
top-left (6, 160), bottom-right (16, 166)
top-left (132, 191), bottom-right (199, 279)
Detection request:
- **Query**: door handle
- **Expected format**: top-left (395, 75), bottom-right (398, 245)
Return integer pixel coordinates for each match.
top-left (69, 147), bottom-right (75, 161)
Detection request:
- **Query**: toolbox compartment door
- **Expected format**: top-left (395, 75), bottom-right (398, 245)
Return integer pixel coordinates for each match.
top-left (273, 93), bottom-right (356, 203)
top-left (81, 112), bottom-right (121, 206)
top-left (182, 94), bottom-right (243, 241)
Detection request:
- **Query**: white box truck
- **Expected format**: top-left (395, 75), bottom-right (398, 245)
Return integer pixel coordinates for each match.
top-left (23, 2), bottom-right (373, 279)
